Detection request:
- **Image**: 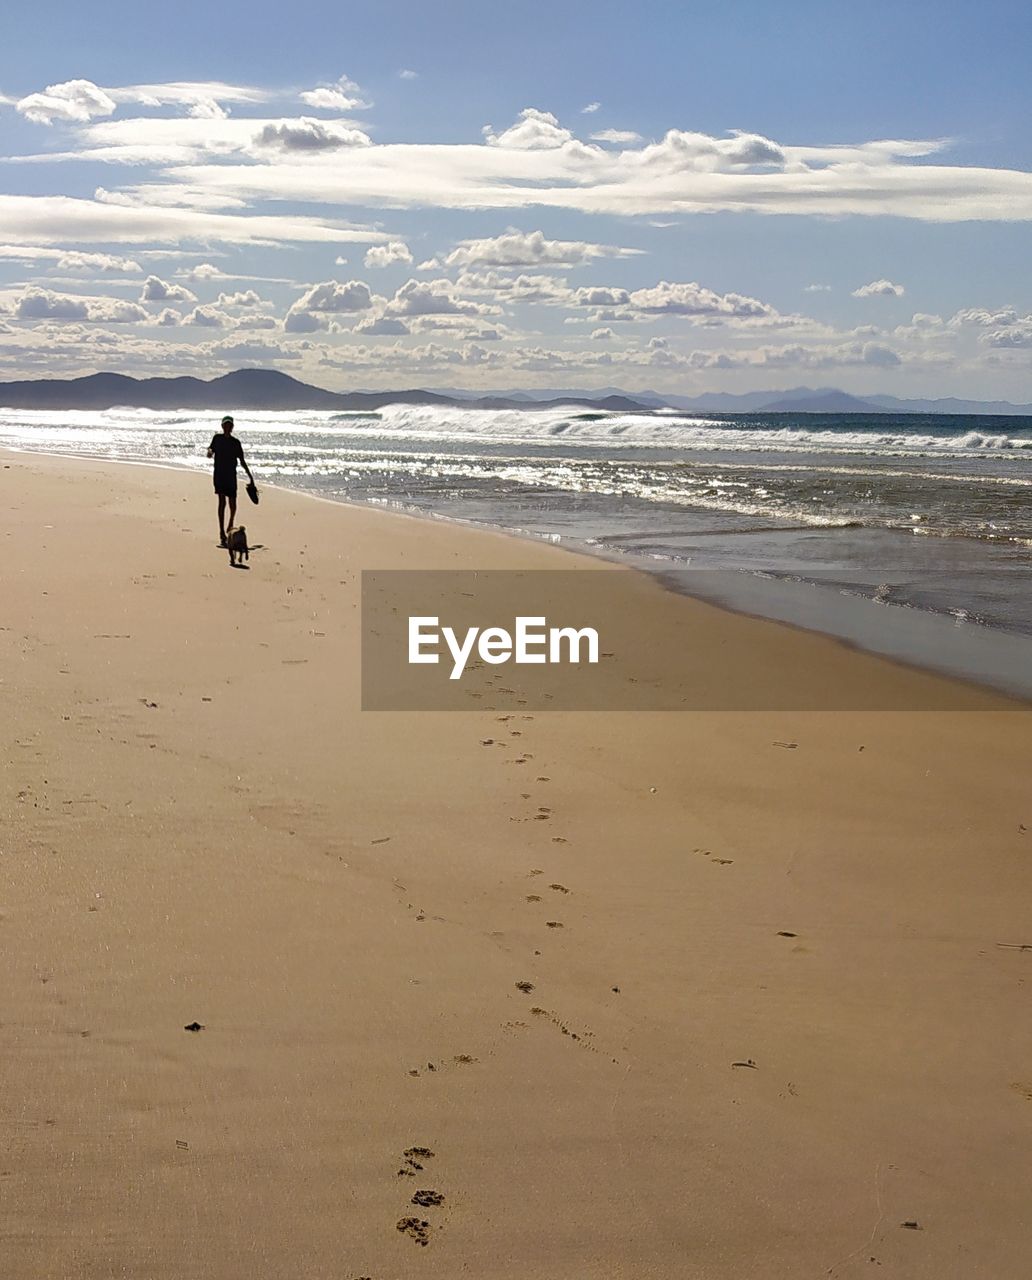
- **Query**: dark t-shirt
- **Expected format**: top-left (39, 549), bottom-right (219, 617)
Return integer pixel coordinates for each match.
top-left (210, 433), bottom-right (244, 485)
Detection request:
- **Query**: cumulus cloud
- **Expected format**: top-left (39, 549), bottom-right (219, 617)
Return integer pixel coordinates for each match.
top-left (437, 228), bottom-right (642, 270)
top-left (253, 118), bottom-right (372, 152)
top-left (364, 241), bottom-right (414, 268)
top-left (15, 289), bottom-right (89, 319)
top-left (852, 278), bottom-right (905, 298)
top-left (0, 245), bottom-right (141, 273)
top-left (284, 279), bottom-right (375, 331)
top-left (16, 79), bottom-right (117, 124)
top-left (388, 278), bottom-right (493, 317)
top-left (12, 288), bottom-right (148, 324)
top-left (572, 285), bottom-right (630, 308)
top-left (399, 69), bottom-right (419, 80)
top-left (88, 298), bottom-right (150, 323)
top-left (299, 74), bottom-right (370, 112)
top-left (591, 327), bottom-right (615, 341)
top-left (591, 129), bottom-right (643, 144)
top-left (140, 275), bottom-right (197, 303)
top-left (182, 305), bottom-right (230, 328)
top-left (355, 316), bottom-right (411, 336)
top-left (14, 77), bottom-right (268, 125)
top-left (483, 108), bottom-right (573, 150)
top-left (626, 280), bottom-right (775, 319)
top-left (581, 102), bottom-right (601, 114)
top-left (295, 280), bottom-right (375, 312)
top-left (216, 289), bottom-right (267, 309)
top-left (980, 324), bottom-right (1032, 348)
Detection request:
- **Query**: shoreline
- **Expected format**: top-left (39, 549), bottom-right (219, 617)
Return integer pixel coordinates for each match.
top-left (5, 443), bottom-right (1031, 706)
top-left (5, 449), bottom-right (1032, 1278)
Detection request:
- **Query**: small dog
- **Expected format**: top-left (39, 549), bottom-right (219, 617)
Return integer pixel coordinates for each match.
top-left (227, 525), bottom-right (249, 566)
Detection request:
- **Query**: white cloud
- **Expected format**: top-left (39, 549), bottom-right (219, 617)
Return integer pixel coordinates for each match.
top-left (216, 289), bottom-right (267, 309)
top-left (11, 287), bottom-right (148, 324)
top-left (0, 245), bottom-right (141, 273)
top-left (438, 228), bottom-right (642, 270)
top-left (804, 283), bottom-right (832, 293)
top-left (387, 278), bottom-right (494, 317)
top-left (14, 78), bottom-right (269, 126)
top-left (581, 102), bottom-right (601, 114)
top-left (572, 286), bottom-right (630, 307)
top-left (140, 275), bottom-right (197, 303)
top-left (15, 289), bottom-right (89, 319)
top-left (591, 327), bottom-right (615, 341)
top-left (399, 69), bottom-right (419, 81)
top-left (89, 298), bottom-right (150, 324)
top-left (284, 279), bottom-right (375, 331)
top-left (483, 108), bottom-right (573, 150)
top-left (296, 280), bottom-right (374, 312)
top-left (182, 305), bottom-right (230, 328)
top-left (177, 262), bottom-right (224, 281)
top-left (364, 241), bottom-right (414, 268)
top-left (591, 129), bottom-right (643, 145)
top-left (852, 278), bottom-right (905, 298)
top-left (16, 79), bottom-right (117, 125)
top-left (299, 75), bottom-right (370, 112)
top-left (150, 125), bottom-right (1031, 224)
top-left (253, 118), bottom-right (372, 152)
top-left (355, 316), bottom-right (411, 336)
top-left (626, 280), bottom-right (775, 320)
top-left (0, 194), bottom-right (389, 248)
top-left (189, 99), bottom-right (228, 120)
top-left (980, 324), bottom-right (1032, 348)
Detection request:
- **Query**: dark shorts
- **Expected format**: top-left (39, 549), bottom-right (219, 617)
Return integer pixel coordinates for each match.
top-left (214, 475), bottom-right (237, 497)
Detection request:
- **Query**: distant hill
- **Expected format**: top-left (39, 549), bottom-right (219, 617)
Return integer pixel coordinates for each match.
top-left (2, 370), bottom-right (1030, 417)
top-left (0, 369), bottom-right (651, 414)
top-left (761, 389), bottom-right (886, 414)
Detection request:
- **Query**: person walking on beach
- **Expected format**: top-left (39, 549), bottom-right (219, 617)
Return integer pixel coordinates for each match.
top-left (207, 415), bottom-right (254, 547)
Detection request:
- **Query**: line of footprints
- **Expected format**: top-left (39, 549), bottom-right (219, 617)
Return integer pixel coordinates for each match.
top-left (395, 1146), bottom-right (443, 1247)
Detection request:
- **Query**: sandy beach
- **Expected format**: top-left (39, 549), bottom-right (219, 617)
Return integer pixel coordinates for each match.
top-left (4, 448), bottom-right (1032, 1280)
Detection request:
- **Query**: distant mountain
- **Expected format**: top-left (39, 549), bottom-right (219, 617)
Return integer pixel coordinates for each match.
top-left (0, 369), bottom-right (651, 414)
top-left (864, 393), bottom-right (1032, 416)
top-left (2, 370), bottom-right (1029, 418)
top-left (761, 389), bottom-right (886, 413)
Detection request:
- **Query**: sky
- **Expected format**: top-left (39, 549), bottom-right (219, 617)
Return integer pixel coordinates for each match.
top-left (1, 0), bottom-right (1031, 399)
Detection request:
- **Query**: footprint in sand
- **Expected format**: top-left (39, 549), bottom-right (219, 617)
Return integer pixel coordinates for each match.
top-left (397, 1146), bottom-right (435, 1176)
top-left (411, 1189), bottom-right (445, 1207)
top-left (396, 1216), bottom-right (431, 1246)
top-left (550, 883), bottom-right (569, 894)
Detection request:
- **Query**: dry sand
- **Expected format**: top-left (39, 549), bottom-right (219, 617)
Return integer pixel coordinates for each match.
top-left (3, 449), bottom-right (1032, 1279)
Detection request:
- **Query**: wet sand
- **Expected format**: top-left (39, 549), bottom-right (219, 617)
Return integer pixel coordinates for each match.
top-left (3, 449), bottom-right (1032, 1279)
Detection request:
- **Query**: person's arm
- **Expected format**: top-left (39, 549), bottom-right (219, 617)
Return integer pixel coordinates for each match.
top-left (207, 434), bottom-right (217, 458)
top-left (238, 439), bottom-right (254, 481)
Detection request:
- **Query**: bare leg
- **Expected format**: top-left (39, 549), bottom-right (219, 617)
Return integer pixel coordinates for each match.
top-left (227, 495), bottom-right (238, 531)
top-left (218, 494), bottom-right (227, 541)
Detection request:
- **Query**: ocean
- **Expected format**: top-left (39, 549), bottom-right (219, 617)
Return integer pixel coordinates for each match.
top-left (4, 403), bottom-right (1032, 695)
